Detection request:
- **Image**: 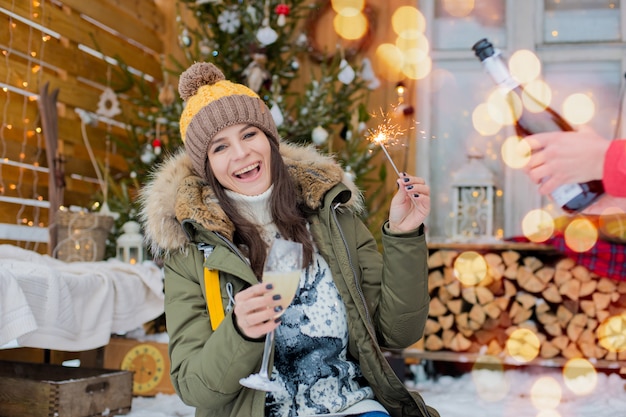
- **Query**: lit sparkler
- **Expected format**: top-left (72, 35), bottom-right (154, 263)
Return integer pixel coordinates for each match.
top-left (366, 109), bottom-right (407, 178)
top-left (367, 109), bottom-right (420, 208)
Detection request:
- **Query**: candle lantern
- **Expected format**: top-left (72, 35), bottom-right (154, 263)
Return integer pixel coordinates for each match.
top-left (450, 152), bottom-right (496, 240)
top-left (116, 220), bottom-right (144, 264)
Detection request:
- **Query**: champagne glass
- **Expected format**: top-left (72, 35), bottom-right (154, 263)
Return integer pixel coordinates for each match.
top-left (239, 238), bottom-right (303, 391)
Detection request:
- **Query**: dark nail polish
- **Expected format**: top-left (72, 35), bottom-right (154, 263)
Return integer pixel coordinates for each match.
top-left (407, 185), bottom-right (414, 190)
top-left (403, 177), bottom-right (410, 182)
top-left (413, 194), bottom-right (419, 198)
top-left (274, 317), bottom-right (282, 324)
top-left (274, 306), bottom-right (283, 313)
top-left (265, 283), bottom-right (273, 290)
top-left (272, 294), bottom-right (281, 300)
top-left (402, 172), bottom-right (407, 176)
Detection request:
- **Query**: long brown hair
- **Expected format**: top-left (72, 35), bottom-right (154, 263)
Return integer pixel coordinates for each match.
top-left (206, 136), bottom-right (314, 280)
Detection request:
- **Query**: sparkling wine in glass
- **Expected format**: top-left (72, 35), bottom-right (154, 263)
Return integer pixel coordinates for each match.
top-left (239, 238), bottom-right (303, 391)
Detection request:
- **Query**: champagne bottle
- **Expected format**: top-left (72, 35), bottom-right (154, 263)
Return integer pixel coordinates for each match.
top-left (472, 38), bottom-right (604, 213)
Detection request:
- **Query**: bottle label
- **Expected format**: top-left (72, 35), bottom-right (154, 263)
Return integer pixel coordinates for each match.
top-left (551, 183), bottom-right (584, 207)
top-left (482, 54), bottom-right (519, 93)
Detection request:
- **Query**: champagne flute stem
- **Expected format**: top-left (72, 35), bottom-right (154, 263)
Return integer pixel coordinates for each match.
top-left (258, 330), bottom-right (274, 379)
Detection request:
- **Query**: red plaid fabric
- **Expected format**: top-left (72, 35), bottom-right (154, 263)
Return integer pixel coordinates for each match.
top-left (509, 233), bottom-right (626, 281)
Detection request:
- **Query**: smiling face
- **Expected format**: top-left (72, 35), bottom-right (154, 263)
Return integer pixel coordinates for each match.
top-left (207, 123), bottom-right (272, 196)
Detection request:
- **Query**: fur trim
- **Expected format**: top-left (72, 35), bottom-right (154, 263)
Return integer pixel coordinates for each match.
top-left (139, 142), bottom-right (363, 256)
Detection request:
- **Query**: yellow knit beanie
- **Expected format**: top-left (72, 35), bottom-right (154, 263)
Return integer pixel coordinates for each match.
top-left (178, 62), bottom-right (279, 179)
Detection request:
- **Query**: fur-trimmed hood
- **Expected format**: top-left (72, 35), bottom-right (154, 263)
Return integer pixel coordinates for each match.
top-left (139, 142), bottom-right (363, 256)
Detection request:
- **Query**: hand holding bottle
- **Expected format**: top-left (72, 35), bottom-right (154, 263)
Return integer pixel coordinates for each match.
top-left (524, 129), bottom-right (611, 196)
top-left (472, 38), bottom-right (605, 213)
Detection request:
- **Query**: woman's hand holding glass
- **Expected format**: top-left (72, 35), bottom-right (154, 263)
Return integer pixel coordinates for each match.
top-left (234, 281), bottom-right (284, 340)
top-left (238, 238), bottom-right (303, 391)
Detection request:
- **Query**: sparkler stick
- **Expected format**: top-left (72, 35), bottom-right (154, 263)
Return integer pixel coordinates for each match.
top-left (367, 110), bottom-right (420, 208)
top-left (377, 136), bottom-right (402, 178)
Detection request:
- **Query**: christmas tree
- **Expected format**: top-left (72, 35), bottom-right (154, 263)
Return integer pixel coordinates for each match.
top-left (104, 0), bottom-right (390, 258)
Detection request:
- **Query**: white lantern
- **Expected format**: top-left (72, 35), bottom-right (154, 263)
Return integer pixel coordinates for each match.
top-left (116, 221), bottom-right (144, 264)
top-left (450, 153), bottom-right (496, 241)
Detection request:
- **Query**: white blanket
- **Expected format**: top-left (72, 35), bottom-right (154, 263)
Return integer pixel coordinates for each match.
top-left (0, 244), bottom-right (164, 351)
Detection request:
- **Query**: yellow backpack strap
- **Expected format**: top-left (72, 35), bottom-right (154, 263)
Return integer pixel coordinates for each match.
top-left (198, 243), bottom-right (224, 331)
top-left (204, 266), bottom-right (224, 331)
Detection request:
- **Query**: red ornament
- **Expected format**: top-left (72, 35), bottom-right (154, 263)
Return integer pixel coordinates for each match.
top-left (152, 138), bottom-right (162, 148)
top-left (275, 4), bottom-right (290, 15)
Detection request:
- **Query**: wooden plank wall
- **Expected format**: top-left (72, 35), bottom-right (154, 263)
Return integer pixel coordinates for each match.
top-left (0, 0), bottom-right (165, 253)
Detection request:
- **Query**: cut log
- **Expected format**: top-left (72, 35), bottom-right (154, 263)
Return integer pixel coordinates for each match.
top-left (592, 292), bottom-right (612, 311)
top-left (597, 277), bottom-right (617, 293)
top-left (561, 342), bottom-right (583, 359)
top-left (476, 286), bottom-right (495, 305)
top-left (542, 284), bottom-right (563, 303)
top-left (523, 256), bottom-right (543, 272)
top-left (501, 250), bottom-right (520, 266)
top-left (424, 318), bottom-right (442, 335)
top-left (429, 297), bottom-right (447, 317)
top-left (449, 332), bottom-right (472, 352)
top-left (518, 266), bottom-right (546, 293)
top-left (535, 267), bottom-right (555, 285)
top-left (438, 314), bottom-right (455, 330)
top-left (516, 292), bottom-right (537, 310)
top-left (566, 313), bottom-right (587, 342)
top-left (461, 287), bottom-right (478, 305)
top-left (424, 334), bottom-right (444, 351)
top-left (556, 257), bottom-right (576, 271)
top-left (428, 269), bottom-right (445, 291)
top-left (559, 279), bottom-right (581, 301)
top-left (447, 299), bottom-right (463, 315)
top-left (554, 269), bottom-right (573, 287)
top-left (571, 265), bottom-right (591, 282)
top-left (579, 280), bottom-right (597, 298)
top-left (556, 305), bottom-right (574, 327)
top-left (483, 300), bottom-right (503, 319)
top-left (540, 340), bottom-right (561, 358)
top-left (580, 300), bottom-right (596, 318)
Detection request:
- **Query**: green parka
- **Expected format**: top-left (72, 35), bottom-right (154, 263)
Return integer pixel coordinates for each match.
top-left (140, 142), bottom-right (439, 417)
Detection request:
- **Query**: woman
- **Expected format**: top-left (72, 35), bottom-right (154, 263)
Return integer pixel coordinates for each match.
top-left (140, 62), bottom-right (438, 417)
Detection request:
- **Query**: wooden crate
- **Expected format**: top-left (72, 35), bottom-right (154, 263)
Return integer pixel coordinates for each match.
top-left (0, 360), bottom-right (132, 417)
top-left (103, 337), bottom-right (175, 396)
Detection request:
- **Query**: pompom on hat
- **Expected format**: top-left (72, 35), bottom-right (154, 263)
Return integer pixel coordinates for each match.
top-left (178, 62), bottom-right (280, 179)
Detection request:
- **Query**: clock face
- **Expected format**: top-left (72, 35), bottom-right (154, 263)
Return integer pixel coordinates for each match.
top-left (121, 343), bottom-right (166, 395)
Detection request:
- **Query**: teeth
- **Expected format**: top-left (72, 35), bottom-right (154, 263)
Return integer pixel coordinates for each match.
top-left (234, 163), bottom-right (259, 176)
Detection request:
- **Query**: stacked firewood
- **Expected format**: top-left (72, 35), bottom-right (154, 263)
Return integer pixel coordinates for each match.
top-left (424, 249), bottom-right (626, 362)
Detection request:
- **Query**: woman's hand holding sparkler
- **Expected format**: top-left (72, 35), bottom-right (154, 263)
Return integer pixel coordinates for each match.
top-left (388, 173), bottom-right (430, 233)
top-left (367, 109), bottom-right (430, 233)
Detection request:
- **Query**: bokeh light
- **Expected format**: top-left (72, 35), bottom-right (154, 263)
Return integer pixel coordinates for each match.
top-left (598, 207), bottom-right (626, 241)
top-left (442, 0), bottom-right (475, 18)
top-left (333, 13), bottom-right (368, 40)
top-left (403, 56), bottom-right (432, 80)
top-left (487, 89), bottom-right (521, 126)
top-left (471, 355), bottom-right (509, 402)
top-left (562, 93), bottom-right (595, 125)
top-left (501, 135), bottom-right (531, 169)
top-left (596, 313), bottom-right (626, 352)
top-left (453, 251), bottom-right (487, 286)
top-left (331, 0), bottom-right (365, 15)
top-left (375, 43), bottom-right (405, 82)
top-left (521, 209), bottom-right (555, 243)
top-left (391, 6), bottom-right (426, 39)
top-left (473, 103), bottom-right (503, 136)
top-left (522, 79), bottom-right (552, 113)
top-left (537, 410), bottom-right (562, 417)
top-left (562, 358), bottom-right (598, 396)
top-left (505, 328), bottom-right (540, 363)
top-left (564, 218), bottom-right (598, 252)
top-left (530, 376), bottom-right (562, 410)
top-left (509, 49), bottom-right (542, 84)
